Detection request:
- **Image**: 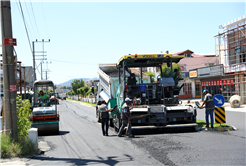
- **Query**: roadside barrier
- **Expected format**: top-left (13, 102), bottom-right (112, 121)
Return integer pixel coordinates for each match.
top-left (69, 95), bottom-right (96, 104)
top-left (214, 106), bottom-right (226, 124)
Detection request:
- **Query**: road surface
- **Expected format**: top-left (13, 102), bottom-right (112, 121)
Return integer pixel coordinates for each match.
top-left (22, 100), bottom-right (246, 165)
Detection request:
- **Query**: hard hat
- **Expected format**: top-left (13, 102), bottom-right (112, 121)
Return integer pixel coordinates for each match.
top-left (203, 90), bottom-right (208, 94)
top-left (125, 98), bottom-right (132, 102)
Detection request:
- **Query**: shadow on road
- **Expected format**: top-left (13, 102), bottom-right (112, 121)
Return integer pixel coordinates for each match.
top-left (38, 131), bottom-right (70, 136)
top-left (132, 127), bottom-right (197, 136)
top-left (59, 131), bottom-right (70, 135)
top-left (31, 154), bottom-right (133, 165)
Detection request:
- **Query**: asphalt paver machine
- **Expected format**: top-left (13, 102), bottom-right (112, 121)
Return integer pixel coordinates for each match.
top-left (30, 80), bottom-right (59, 135)
top-left (113, 53), bottom-right (198, 130)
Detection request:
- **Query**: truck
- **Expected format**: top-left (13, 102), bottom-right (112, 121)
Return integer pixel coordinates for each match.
top-left (96, 53), bottom-right (197, 131)
top-left (96, 63), bottom-right (151, 126)
top-left (60, 93), bottom-right (67, 100)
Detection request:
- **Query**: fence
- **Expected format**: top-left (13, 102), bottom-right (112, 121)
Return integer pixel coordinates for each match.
top-left (69, 95), bottom-right (96, 104)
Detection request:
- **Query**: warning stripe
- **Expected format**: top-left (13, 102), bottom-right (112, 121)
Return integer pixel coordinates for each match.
top-left (215, 112), bottom-right (225, 123)
top-left (215, 109), bottom-right (225, 121)
top-left (214, 107), bottom-right (226, 123)
top-left (216, 107), bottom-right (225, 116)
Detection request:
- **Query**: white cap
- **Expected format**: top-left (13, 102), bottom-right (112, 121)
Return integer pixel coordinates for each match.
top-left (125, 97), bottom-right (132, 102)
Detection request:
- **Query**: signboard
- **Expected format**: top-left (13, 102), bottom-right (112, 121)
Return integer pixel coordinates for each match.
top-left (180, 64), bottom-right (187, 71)
top-left (214, 80), bottom-right (217, 86)
top-left (181, 72), bottom-right (189, 78)
top-left (9, 85), bottom-right (16, 91)
top-left (213, 94), bottom-right (225, 107)
top-left (214, 107), bottom-right (226, 124)
top-left (197, 65), bottom-right (223, 78)
top-left (189, 70), bottom-right (197, 78)
top-left (224, 63), bottom-right (246, 73)
top-left (4, 38), bottom-right (17, 46)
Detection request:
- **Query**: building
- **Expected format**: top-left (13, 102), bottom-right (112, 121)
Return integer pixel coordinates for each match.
top-left (215, 14), bottom-right (246, 103)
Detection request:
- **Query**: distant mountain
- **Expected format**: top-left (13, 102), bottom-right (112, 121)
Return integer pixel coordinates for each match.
top-left (57, 78), bottom-right (94, 87)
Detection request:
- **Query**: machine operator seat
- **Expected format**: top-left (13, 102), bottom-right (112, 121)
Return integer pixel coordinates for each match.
top-left (127, 73), bottom-right (137, 85)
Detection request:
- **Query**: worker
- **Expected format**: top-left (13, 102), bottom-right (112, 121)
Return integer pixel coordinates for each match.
top-left (173, 68), bottom-right (178, 78)
top-left (38, 90), bottom-right (49, 106)
top-left (173, 68), bottom-right (179, 86)
top-left (98, 100), bottom-right (114, 136)
top-left (118, 98), bottom-right (134, 138)
top-left (201, 90), bottom-right (215, 129)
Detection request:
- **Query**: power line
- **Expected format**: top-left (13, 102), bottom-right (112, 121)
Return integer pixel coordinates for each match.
top-left (18, 0), bottom-right (32, 53)
top-left (41, 0), bottom-right (49, 38)
top-left (24, 0), bottom-right (37, 40)
top-left (29, 0), bottom-right (41, 39)
top-left (48, 59), bottom-right (97, 65)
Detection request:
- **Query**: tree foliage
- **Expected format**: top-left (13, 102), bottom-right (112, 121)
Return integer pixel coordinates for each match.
top-left (16, 96), bottom-right (32, 139)
top-left (145, 71), bottom-right (155, 83)
top-left (161, 63), bottom-right (182, 79)
top-left (71, 79), bottom-right (85, 94)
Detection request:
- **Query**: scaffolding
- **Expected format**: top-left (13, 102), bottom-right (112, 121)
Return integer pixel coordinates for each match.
top-left (215, 15), bottom-right (246, 104)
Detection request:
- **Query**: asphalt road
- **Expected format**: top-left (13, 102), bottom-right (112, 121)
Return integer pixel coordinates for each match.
top-left (26, 100), bottom-right (245, 166)
top-left (26, 100), bottom-right (161, 166)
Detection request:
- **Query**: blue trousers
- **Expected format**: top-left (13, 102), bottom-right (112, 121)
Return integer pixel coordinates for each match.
top-left (101, 118), bottom-right (109, 135)
top-left (205, 108), bottom-right (214, 128)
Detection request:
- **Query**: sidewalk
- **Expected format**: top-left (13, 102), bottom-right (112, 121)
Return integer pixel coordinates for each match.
top-left (179, 98), bottom-right (245, 112)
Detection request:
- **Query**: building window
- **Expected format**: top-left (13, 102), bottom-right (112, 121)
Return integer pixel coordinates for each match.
top-left (185, 53), bottom-right (191, 57)
top-left (156, 67), bottom-right (159, 73)
top-left (235, 42), bottom-right (241, 54)
top-left (183, 83), bottom-right (192, 95)
top-left (240, 53), bottom-right (246, 63)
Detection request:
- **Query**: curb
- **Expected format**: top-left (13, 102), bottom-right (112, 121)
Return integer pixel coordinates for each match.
top-left (199, 125), bottom-right (237, 131)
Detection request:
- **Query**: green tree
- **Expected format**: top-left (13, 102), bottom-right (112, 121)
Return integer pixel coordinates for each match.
top-left (48, 89), bottom-right (54, 96)
top-left (83, 86), bottom-right (89, 97)
top-left (71, 79), bottom-right (85, 94)
top-left (16, 95), bottom-right (32, 139)
top-left (161, 63), bottom-right (182, 79)
top-left (145, 71), bottom-right (155, 83)
top-left (71, 79), bottom-right (85, 100)
top-left (77, 88), bottom-right (85, 98)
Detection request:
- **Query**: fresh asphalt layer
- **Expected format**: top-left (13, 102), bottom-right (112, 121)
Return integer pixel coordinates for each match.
top-left (3, 100), bottom-right (245, 165)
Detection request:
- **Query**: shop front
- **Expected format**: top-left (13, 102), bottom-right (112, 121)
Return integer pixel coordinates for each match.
top-left (189, 65), bottom-right (227, 100)
top-left (201, 79), bottom-right (235, 101)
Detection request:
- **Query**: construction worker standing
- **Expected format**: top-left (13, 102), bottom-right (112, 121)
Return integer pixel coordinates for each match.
top-left (98, 100), bottom-right (113, 136)
top-left (118, 98), bottom-right (134, 138)
top-left (201, 90), bottom-right (215, 129)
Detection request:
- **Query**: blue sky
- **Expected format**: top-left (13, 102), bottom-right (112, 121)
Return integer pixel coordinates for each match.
top-left (9, 1), bottom-right (245, 84)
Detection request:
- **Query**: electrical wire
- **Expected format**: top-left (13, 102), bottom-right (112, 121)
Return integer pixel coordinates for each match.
top-left (41, 0), bottom-right (49, 39)
top-left (29, 0), bottom-right (41, 39)
top-left (24, 0), bottom-right (37, 40)
top-left (18, 0), bottom-right (32, 53)
top-left (47, 59), bottom-right (97, 65)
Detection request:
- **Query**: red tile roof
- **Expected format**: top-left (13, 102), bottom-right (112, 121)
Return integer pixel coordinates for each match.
top-left (173, 49), bottom-right (194, 55)
top-left (131, 68), bottom-right (148, 77)
top-left (178, 56), bottom-right (219, 72)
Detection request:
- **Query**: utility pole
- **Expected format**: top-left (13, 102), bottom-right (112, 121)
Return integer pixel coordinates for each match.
top-left (32, 39), bottom-right (50, 80)
top-left (43, 61), bottom-right (51, 80)
top-left (1, 0), bottom-right (18, 140)
top-left (32, 41), bottom-right (36, 81)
